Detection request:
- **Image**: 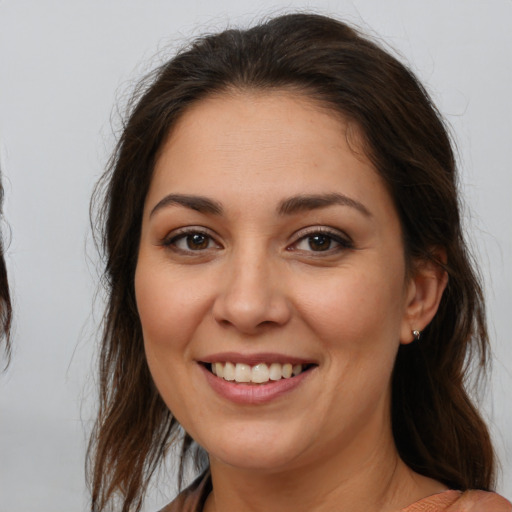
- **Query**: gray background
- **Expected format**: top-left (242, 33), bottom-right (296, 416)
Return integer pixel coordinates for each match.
top-left (0, 1), bottom-right (511, 510)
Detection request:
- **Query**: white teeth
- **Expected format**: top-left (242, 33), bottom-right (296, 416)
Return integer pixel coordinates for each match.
top-left (282, 363), bottom-right (292, 379)
top-left (252, 363), bottom-right (270, 383)
top-left (215, 362), bottom-right (224, 378)
top-left (235, 363), bottom-right (251, 383)
top-left (210, 362), bottom-right (305, 384)
top-left (223, 362), bottom-right (235, 381)
top-left (269, 363), bottom-right (282, 381)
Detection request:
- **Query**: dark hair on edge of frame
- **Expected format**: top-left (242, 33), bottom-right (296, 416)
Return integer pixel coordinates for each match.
top-left (88, 12), bottom-right (495, 512)
top-left (0, 176), bottom-right (12, 366)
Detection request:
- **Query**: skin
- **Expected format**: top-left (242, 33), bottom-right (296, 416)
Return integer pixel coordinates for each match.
top-left (135, 91), bottom-right (448, 512)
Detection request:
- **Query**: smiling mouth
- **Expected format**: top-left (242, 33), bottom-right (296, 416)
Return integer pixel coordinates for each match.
top-left (204, 361), bottom-right (316, 384)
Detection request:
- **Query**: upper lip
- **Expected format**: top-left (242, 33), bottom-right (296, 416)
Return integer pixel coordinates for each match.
top-left (199, 352), bottom-right (317, 366)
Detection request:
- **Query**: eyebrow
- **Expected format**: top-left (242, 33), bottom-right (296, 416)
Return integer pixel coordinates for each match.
top-left (277, 193), bottom-right (371, 217)
top-left (150, 194), bottom-right (223, 217)
top-left (149, 192), bottom-right (371, 218)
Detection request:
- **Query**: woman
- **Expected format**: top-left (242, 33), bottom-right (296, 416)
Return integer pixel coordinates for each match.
top-left (89, 13), bottom-right (511, 512)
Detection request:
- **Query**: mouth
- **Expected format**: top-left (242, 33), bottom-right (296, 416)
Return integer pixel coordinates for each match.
top-left (202, 361), bottom-right (317, 384)
top-left (199, 354), bottom-right (318, 404)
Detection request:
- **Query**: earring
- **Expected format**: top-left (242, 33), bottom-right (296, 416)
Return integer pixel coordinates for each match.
top-left (412, 330), bottom-right (421, 341)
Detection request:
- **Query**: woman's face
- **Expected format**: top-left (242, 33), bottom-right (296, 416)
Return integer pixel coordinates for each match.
top-left (135, 91), bottom-right (416, 472)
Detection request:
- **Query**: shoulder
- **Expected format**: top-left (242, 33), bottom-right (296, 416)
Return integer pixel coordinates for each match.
top-left (159, 471), bottom-right (211, 512)
top-left (447, 490), bottom-right (512, 512)
top-left (402, 489), bottom-right (512, 512)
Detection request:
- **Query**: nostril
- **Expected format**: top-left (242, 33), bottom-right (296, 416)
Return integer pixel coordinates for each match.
top-left (211, 278), bottom-right (292, 333)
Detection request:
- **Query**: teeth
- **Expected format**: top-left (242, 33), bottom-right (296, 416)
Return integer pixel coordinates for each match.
top-left (269, 363), bottom-right (282, 381)
top-left (223, 362), bottom-right (235, 381)
top-left (214, 362), bottom-right (224, 378)
top-left (235, 363), bottom-right (251, 383)
top-left (282, 363), bottom-right (292, 379)
top-left (209, 362), bottom-right (306, 384)
top-left (252, 363), bottom-right (270, 383)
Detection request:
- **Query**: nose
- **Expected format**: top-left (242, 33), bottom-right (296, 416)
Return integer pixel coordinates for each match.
top-left (212, 248), bottom-right (292, 334)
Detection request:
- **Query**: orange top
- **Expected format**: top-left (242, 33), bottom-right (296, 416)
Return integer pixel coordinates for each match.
top-left (160, 473), bottom-right (511, 512)
top-left (402, 489), bottom-right (512, 511)
top-left (402, 491), bottom-right (462, 511)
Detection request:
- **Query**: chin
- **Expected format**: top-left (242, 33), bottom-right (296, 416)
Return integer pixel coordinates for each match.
top-left (212, 448), bottom-right (300, 473)
top-left (200, 427), bottom-right (309, 472)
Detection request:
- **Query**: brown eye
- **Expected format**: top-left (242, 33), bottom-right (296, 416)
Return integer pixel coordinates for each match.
top-left (165, 230), bottom-right (220, 252)
top-left (291, 229), bottom-right (353, 254)
top-left (186, 233), bottom-right (209, 250)
top-left (307, 234), bottom-right (332, 251)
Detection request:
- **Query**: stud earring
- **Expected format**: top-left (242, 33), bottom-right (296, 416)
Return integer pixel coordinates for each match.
top-left (412, 330), bottom-right (421, 341)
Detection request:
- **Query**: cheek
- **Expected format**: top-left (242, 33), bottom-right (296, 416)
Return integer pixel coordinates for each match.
top-left (135, 262), bottom-right (211, 355)
top-left (134, 261), bottom-right (213, 423)
top-left (294, 260), bottom-right (407, 416)
top-left (297, 265), bottom-right (405, 346)
top-left (298, 267), bottom-right (405, 423)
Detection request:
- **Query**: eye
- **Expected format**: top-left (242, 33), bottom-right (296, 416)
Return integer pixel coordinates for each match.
top-left (298, 234), bottom-right (335, 252)
top-left (291, 228), bottom-right (352, 254)
top-left (164, 229), bottom-right (221, 253)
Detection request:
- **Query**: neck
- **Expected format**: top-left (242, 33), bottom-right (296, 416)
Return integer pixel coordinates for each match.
top-left (204, 421), bottom-right (443, 512)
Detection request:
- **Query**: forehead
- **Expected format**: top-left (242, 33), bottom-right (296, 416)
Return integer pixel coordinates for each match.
top-left (147, 91), bottom-right (392, 217)
top-left (160, 89), bottom-right (362, 163)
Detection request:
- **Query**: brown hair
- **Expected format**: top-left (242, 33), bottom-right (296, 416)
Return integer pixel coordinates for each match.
top-left (89, 13), bottom-right (495, 511)
top-left (0, 177), bottom-right (12, 365)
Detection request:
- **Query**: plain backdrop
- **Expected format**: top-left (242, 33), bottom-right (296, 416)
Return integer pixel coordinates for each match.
top-left (0, 1), bottom-right (511, 511)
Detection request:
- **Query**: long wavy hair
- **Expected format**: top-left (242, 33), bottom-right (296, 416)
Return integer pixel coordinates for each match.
top-left (0, 177), bottom-right (12, 364)
top-left (89, 13), bottom-right (495, 511)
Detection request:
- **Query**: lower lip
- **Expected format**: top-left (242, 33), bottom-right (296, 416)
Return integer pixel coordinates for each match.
top-left (200, 365), bottom-right (314, 405)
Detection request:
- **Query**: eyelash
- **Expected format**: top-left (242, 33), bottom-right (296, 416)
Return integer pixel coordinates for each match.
top-left (161, 227), bottom-right (353, 255)
top-left (289, 227), bottom-right (353, 254)
top-left (162, 228), bottom-right (221, 253)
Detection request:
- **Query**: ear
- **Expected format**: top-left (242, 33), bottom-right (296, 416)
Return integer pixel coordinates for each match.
top-left (400, 250), bottom-right (448, 345)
